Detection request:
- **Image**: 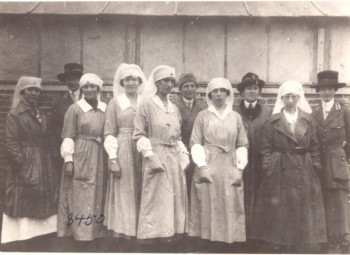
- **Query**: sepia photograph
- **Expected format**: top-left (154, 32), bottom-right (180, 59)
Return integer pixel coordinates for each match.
top-left (0, 0), bottom-right (350, 253)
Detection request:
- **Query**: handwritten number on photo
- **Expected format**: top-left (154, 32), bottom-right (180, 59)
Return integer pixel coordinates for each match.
top-left (67, 213), bottom-right (105, 226)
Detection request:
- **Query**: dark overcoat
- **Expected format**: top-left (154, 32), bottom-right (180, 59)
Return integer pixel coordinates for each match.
top-left (4, 101), bottom-right (58, 218)
top-left (50, 91), bottom-right (74, 168)
top-left (175, 96), bottom-right (205, 196)
top-left (312, 102), bottom-right (350, 189)
top-left (312, 102), bottom-right (350, 244)
top-left (233, 100), bottom-right (272, 236)
top-left (252, 109), bottom-right (327, 245)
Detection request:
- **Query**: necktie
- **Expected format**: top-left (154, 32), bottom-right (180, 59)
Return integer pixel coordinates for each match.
top-left (248, 103), bottom-right (253, 110)
top-left (187, 101), bottom-right (192, 111)
top-left (324, 109), bottom-right (329, 120)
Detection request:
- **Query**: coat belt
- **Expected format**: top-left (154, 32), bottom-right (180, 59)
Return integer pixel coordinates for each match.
top-left (77, 134), bottom-right (103, 144)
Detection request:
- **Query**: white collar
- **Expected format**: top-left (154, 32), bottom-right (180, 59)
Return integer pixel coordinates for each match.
top-left (208, 104), bottom-right (232, 120)
top-left (322, 98), bottom-right (334, 112)
top-left (116, 93), bottom-right (140, 110)
top-left (151, 95), bottom-right (175, 113)
top-left (244, 100), bottom-right (257, 109)
top-left (283, 108), bottom-right (298, 124)
top-left (77, 98), bottom-right (106, 113)
top-left (182, 96), bottom-right (194, 105)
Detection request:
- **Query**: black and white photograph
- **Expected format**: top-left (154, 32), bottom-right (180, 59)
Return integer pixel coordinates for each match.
top-left (0, 1), bottom-right (350, 253)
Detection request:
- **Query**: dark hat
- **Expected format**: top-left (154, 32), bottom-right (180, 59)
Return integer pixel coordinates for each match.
top-left (57, 63), bottom-right (84, 83)
top-left (312, 70), bottom-right (346, 91)
top-left (178, 73), bottom-right (197, 90)
top-left (237, 72), bottom-right (265, 93)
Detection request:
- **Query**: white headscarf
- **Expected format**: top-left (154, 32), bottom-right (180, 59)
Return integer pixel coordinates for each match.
top-left (12, 76), bottom-right (42, 109)
top-left (113, 63), bottom-right (147, 98)
top-left (79, 73), bottom-right (104, 101)
top-left (206, 77), bottom-right (234, 107)
top-left (141, 65), bottom-right (176, 102)
top-left (272, 80), bottom-right (312, 114)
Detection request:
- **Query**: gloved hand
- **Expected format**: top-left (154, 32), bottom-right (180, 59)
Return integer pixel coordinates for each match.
top-left (146, 154), bottom-right (165, 175)
top-left (108, 158), bottom-right (121, 178)
top-left (64, 161), bottom-right (74, 177)
top-left (199, 165), bottom-right (213, 183)
top-left (179, 152), bottom-right (190, 172)
top-left (231, 167), bottom-right (243, 187)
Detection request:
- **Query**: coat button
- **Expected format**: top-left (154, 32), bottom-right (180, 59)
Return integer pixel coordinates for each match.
top-left (282, 185), bottom-right (286, 189)
top-left (298, 167), bottom-right (301, 170)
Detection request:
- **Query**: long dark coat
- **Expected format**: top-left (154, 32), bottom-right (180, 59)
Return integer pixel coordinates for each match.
top-left (312, 102), bottom-right (350, 244)
top-left (252, 109), bottom-right (327, 245)
top-left (175, 96), bottom-right (205, 196)
top-left (4, 101), bottom-right (58, 218)
top-left (50, 91), bottom-right (74, 171)
top-left (233, 100), bottom-right (272, 237)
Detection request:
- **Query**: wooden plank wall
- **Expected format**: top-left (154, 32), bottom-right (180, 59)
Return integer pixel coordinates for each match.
top-left (0, 15), bottom-right (349, 85)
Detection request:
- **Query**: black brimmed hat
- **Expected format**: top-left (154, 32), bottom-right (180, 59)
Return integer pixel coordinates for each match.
top-left (57, 63), bottom-right (84, 83)
top-left (237, 72), bottom-right (265, 93)
top-left (312, 70), bottom-right (346, 92)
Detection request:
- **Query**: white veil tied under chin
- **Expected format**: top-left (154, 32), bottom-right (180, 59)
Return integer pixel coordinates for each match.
top-left (113, 63), bottom-right (147, 98)
top-left (272, 80), bottom-right (312, 114)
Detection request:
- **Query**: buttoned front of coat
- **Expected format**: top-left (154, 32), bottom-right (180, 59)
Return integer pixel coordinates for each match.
top-left (312, 102), bottom-right (350, 189)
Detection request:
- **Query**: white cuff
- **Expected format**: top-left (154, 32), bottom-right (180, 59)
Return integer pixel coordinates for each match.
top-left (191, 144), bottom-right (206, 168)
top-left (104, 135), bottom-right (118, 159)
top-left (177, 141), bottom-right (189, 154)
top-left (64, 155), bottom-right (73, 163)
top-left (61, 138), bottom-right (74, 162)
top-left (236, 146), bottom-right (248, 170)
top-left (136, 137), bottom-right (153, 157)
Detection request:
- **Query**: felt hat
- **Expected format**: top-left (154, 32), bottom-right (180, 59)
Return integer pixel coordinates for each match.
top-left (237, 72), bottom-right (265, 93)
top-left (178, 73), bottom-right (197, 90)
top-left (312, 70), bottom-right (346, 92)
top-left (57, 63), bottom-right (84, 83)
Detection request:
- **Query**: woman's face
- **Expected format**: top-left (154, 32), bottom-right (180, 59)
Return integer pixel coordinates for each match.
top-left (22, 87), bottom-right (41, 105)
top-left (156, 78), bottom-right (175, 97)
top-left (123, 76), bottom-right (140, 95)
top-left (211, 88), bottom-right (228, 107)
top-left (319, 86), bottom-right (336, 102)
top-left (242, 84), bottom-right (260, 103)
top-left (81, 84), bottom-right (99, 100)
top-left (66, 74), bottom-right (81, 92)
top-left (281, 93), bottom-right (300, 111)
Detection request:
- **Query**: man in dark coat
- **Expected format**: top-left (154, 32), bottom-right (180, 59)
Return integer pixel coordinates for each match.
top-left (311, 70), bottom-right (350, 254)
top-left (233, 72), bottom-right (272, 252)
top-left (175, 73), bottom-right (205, 199)
top-left (50, 63), bottom-right (83, 175)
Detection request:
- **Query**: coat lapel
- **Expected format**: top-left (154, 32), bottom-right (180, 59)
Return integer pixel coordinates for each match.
top-left (273, 112), bottom-right (299, 144)
top-left (313, 104), bottom-right (325, 127)
top-left (325, 103), bottom-right (341, 126)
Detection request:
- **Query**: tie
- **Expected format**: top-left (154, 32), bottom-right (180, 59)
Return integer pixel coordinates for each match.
top-left (324, 109), bottom-right (329, 120)
top-left (187, 101), bottom-right (192, 111)
top-left (248, 103), bottom-right (253, 110)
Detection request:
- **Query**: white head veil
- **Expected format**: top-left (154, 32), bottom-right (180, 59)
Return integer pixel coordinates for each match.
top-left (206, 77), bottom-right (234, 107)
top-left (113, 63), bottom-right (147, 98)
top-left (12, 76), bottom-right (42, 109)
top-left (272, 80), bottom-right (312, 114)
top-left (79, 73), bottom-right (104, 101)
top-left (141, 65), bottom-right (176, 102)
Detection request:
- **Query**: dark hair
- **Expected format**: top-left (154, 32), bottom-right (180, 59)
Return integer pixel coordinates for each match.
top-left (120, 77), bottom-right (142, 87)
top-left (208, 88), bottom-right (230, 99)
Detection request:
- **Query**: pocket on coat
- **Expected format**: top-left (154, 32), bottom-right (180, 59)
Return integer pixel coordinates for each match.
top-left (331, 155), bottom-right (350, 181)
top-left (330, 119), bottom-right (345, 129)
top-left (74, 153), bottom-right (94, 182)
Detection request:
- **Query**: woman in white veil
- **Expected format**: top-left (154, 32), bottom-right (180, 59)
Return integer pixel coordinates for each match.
top-left (252, 81), bottom-right (327, 253)
top-left (188, 78), bottom-right (249, 250)
top-left (103, 63), bottom-right (146, 244)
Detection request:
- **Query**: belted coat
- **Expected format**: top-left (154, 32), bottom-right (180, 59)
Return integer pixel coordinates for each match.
top-left (252, 109), bottom-right (327, 245)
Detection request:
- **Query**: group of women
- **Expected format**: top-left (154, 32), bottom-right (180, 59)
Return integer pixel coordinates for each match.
top-left (3, 62), bottom-right (350, 253)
